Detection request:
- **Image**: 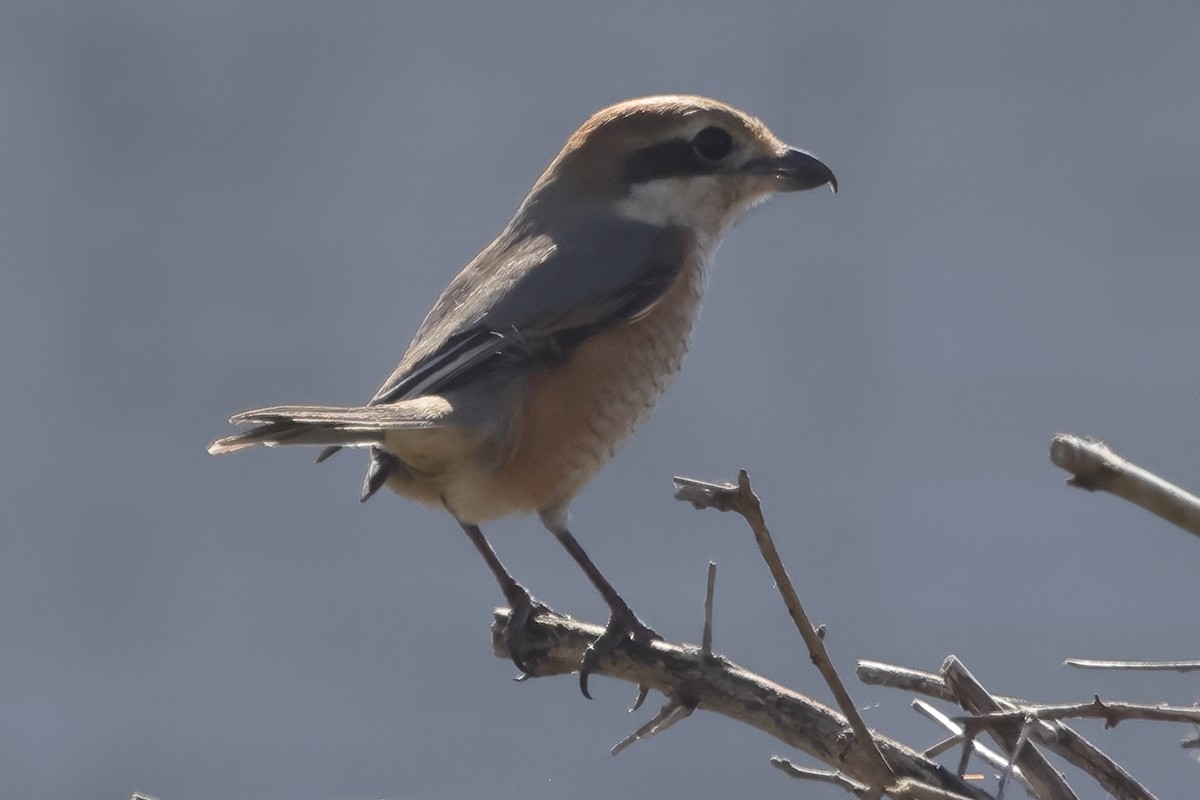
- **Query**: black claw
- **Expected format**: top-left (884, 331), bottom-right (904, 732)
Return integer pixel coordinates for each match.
top-left (579, 625), bottom-right (621, 698)
top-left (629, 684), bottom-right (650, 712)
top-left (577, 607), bottom-right (661, 699)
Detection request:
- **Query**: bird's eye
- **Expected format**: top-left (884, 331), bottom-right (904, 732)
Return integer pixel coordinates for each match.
top-left (691, 126), bottom-right (734, 161)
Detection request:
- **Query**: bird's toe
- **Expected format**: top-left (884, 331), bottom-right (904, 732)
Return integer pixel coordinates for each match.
top-left (578, 606), bottom-right (661, 699)
top-left (502, 589), bottom-right (551, 676)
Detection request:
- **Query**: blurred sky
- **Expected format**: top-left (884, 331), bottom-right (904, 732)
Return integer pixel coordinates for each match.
top-left (3, 2), bottom-right (1199, 798)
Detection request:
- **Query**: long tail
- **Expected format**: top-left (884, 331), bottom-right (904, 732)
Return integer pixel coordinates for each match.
top-left (207, 402), bottom-right (445, 456)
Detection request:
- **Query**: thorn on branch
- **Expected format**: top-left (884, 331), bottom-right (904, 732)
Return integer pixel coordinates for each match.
top-left (956, 696), bottom-right (1200, 730)
top-left (701, 561), bottom-right (717, 658)
top-left (677, 470), bottom-right (896, 791)
top-left (611, 699), bottom-right (695, 756)
top-left (488, 601), bottom-right (987, 796)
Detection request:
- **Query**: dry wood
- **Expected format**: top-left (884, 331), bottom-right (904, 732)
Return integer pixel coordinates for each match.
top-left (941, 657), bottom-right (1078, 800)
top-left (1050, 434), bottom-right (1200, 540)
top-left (491, 609), bottom-right (989, 800)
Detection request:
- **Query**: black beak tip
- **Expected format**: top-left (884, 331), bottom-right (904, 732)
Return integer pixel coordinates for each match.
top-left (804, 154), bottom-right (837, 194)
top-left (770, 148), bottom-right (837, 194)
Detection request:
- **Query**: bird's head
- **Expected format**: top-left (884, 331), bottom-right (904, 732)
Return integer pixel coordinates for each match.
top-left (523, 94), bottom-right (836, 241)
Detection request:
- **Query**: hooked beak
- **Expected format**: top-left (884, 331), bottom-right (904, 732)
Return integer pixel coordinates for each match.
top-left (745, 148), bottom-right (837, 193)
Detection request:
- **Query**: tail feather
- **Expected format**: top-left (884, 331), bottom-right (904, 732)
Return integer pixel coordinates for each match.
top-left (208, 400), bottom-right (449, 456)
top-left (208, 425), bottom-right (381, 455)
top-left (228, 404), bottom-right (444, 427)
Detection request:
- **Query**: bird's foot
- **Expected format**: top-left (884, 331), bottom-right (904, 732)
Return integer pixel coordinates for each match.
top-left (501, 586), bottom-right (551, 676)
top-left (579, 605), bottom-right (661, 699)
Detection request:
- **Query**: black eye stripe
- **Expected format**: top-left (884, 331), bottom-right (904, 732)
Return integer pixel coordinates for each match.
top-left (623, 139), bottom-right (715, 185)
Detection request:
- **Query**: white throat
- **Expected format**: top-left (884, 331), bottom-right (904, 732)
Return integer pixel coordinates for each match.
top-left (615, 176), bottom-right (770, 242)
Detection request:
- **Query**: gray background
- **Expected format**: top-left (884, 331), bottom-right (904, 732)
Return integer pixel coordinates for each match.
top-left (4, 2), bottom-right (1198, 798)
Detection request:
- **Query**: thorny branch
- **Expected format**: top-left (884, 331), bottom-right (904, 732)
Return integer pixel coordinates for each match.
top-left (910, 700), bottom-right (1034, 796)
top-left (960, 696), bottom-right (1200, 730)
top-left (490, 607), bottom-right (987, 800)
top-left (484, 440), bottom-right (1198, 800)
top-left (673, 470), bottom-right (896, 791)
top-left (492, 473), bottom-right (991, 800)
top-left (941, 657), bottom-right (1078, 800)
top-left (859, 661), bottom-right (1157, 800)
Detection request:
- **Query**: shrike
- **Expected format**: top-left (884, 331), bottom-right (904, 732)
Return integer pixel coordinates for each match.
top-left (210, 94), bottom-right (836, 696)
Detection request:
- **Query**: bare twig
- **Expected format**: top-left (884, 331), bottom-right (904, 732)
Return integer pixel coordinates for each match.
top-left (770, 757), bottom-right (871, 796)
top-left (867, 660), bottom-right (1159, 800)
top-left (1049, 434), bottom-right (1200, 540)
top-left (960, 697), bottom-right (1200, 729)
top-left (1064, 658), bottom-right (1200, 672)
top-left (995, 719), bottom-right (1034, 800)
top-left (955, 736), bottom-right (973, 791)
top-left (859, 660), bottom-right (958, 703)
top-left (912, 700), bottom-right (1034, 795)
top-left (886, 778), bottom-right (983, 800)
top-left (771, 756), bottom-right (979, 800)
top-left (942, 657), bottom-right (1078, 800)
top-left (923, 734), bottom-right (962, 759)
top-left (675, 471), bottom-right (896, 791)
top-left (491, 609), bottom-right (991, 799)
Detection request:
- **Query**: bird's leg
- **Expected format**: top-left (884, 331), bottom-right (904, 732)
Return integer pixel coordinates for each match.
top-left (543, 516), bottom-right (661, 699)
top-left (458, 522), bottom-right (546, 674)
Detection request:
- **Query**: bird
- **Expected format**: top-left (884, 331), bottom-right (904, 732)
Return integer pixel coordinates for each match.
top-left (209, 94), bottom-right (836, 697)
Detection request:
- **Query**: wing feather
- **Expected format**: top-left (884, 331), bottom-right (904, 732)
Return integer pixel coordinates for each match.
top-left (369, 218), bottom-right (688, 406)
